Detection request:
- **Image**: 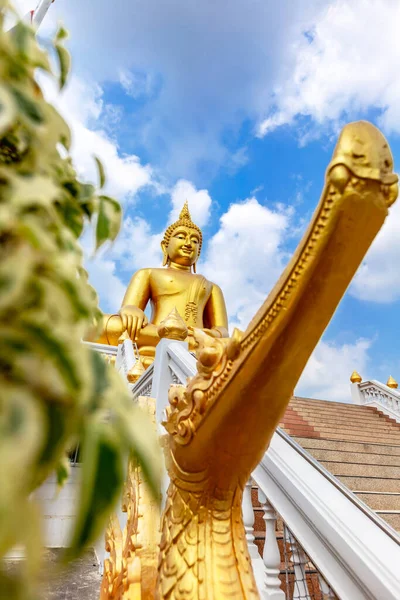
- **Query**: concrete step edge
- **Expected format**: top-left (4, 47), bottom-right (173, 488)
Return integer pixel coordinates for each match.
top-left (354, 491), bottom-right (400, 495)
top-left (301, 447), bottom-right (400, 457)
top-left (318, 459), bottom-right (400, 468)
top-left (285, 437), bottom-right (400, 445)
top-left (284, 424), bottom-right (400, 432)
top-left (293, 437), bottom-right (400, 449)
top-left (307, 454), bottom-right (400, 466)
top-left (375, 510), bottom-right (400, 514)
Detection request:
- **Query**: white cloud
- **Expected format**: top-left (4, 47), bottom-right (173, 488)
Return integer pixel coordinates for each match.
top-left (109, 216), bottom-right (162, 273)
top-left (258, 0), bottom-right (400, 137)
top-left (202, 198), bottom-right (291, 330)
top-left (82, 215), bottom-right (163, 313)
top-left (85, 255), bottom-right (126, 314)
top-left (350, 199), bottom-right (400, 303)
top-left (119, 69), bottom-right (156, 100)
top-left (39, 74), bottom-right (153, 201)
top-left (296, 338), bottom-right (372, 401)
top-left (24, 0), bottom-right (326, 177)
top-left (169, 180), bottom-right (212, 228)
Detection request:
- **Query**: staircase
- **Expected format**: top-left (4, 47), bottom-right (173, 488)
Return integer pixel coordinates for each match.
top-left (278, 396), bottom-right (400, 533)
top-left (249, 396), bottom-right (400, 596)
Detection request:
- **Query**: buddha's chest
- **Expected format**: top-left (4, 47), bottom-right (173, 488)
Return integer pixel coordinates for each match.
top-left (151, 271), bottom-right (212, 304)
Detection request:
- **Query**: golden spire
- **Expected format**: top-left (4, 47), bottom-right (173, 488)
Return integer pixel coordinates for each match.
top-left (386, 375), bottom-right (398, 389)
top-left (350, 370), bottom-right (362, 384)
top-left (179, 200), bottom-right (191, 221)
top-left (157, 307), bottom-right (188, 341)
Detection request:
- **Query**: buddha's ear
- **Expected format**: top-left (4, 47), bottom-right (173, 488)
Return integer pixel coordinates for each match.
top-left (161, 240), bottom-right (168, 267)
top-left (192, 262), bottom-right (197, 273)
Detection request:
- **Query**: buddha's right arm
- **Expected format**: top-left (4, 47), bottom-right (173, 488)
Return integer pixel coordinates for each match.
top-left (121, 268), bottom-right (152, 310)
top-left (85, 270), bottom-right (153, 344)
top-left (118, 269), bottom-right (152, 340)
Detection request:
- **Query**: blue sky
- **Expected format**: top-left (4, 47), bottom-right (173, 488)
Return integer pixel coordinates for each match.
top-left (14, 0), bottom-right (400, 400)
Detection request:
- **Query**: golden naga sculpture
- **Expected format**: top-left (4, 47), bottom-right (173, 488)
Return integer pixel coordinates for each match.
top-left (89, 202), bottom-right (229, 366)
top-left (101, 121), bottom-right (398, 600)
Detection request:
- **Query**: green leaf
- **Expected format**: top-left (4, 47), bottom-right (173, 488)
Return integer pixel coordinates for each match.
top-left (89, 350), bottom-right (110, 411)
top-left (37, 403), bottom-right (68, 471)
top-left (95, 195), bottom-right (122, 249)
top-left (21, 322), bottom-right (81, 394)
top-left (114, 399), bottom-right (161, 501)
top-left (55, 43), bottom-right (71, 90)
top-left (11, 88), bottom-right (43, 124)
top-left (53, 272), bottom-right (91, 319)
top-left (55, 197), bottom-right (84, 238)
top-left (0, 85), bottom-right (16, 136)
top-left (55, 26), bottom-right (69, 42)
top-left (78, 182), bottom-right (96, 217)
top-left (66, 420), bottom-right (124, 558)
top-left (11, 22), bottom-right (30, 55)
top-left (56, 454), bottom-right (70, 490)
top-left (94, 156), bottom-right (106, 189)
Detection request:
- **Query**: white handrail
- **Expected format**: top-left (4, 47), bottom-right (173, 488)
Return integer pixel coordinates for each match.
top-left (351, 379), bottom-right (400, 422)
top-left (253, 429), bottom-right (400, 600)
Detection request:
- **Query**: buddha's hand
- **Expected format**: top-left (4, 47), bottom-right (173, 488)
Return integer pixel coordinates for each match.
top-left (119, 305), bottom-right (148, 342)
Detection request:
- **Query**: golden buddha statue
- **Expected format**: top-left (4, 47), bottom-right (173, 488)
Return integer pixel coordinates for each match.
top-left (92, 202), bottom-right (229, 365)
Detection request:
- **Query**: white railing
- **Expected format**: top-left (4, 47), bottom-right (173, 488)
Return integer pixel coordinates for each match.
top-left (134, 338), bottom-right (400, 600)
top-left (351, 379), bottom-right (400, 423)
top-left (252, 430), bottom-right (400, 600)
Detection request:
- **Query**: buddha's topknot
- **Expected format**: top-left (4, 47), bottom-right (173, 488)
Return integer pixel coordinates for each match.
top-left (163, 201), bottom-right (203, 255)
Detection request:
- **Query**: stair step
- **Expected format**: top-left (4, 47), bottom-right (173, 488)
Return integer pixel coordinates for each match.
top-left (281, 420), bottom-right (398, 435)
top-left (375, 512), bottom-right (400, 531)
top-left (337, 475), bottom-right (400, 493)
top-left (291, 399), bottom-right (375, 412)
top-left (291, 397), bottom-right (391, 410)
top-left (293, 437), bottom-right (400, 455)
top-left (287, 407), bottom-right (397, 422)
top-left (320, 461), bottom-right (400, 478)
top-left (292, 407), bottom-right (399, 425)
top-left (281, 413), bottom-right (400, 432)
top-left (355, 492), bottom-right (400, 511)
top-left (308, 449), bottom-right (400, 467)
top-left (283, 430), bottom-right (400, 443)
top-left (291, 402), bottom-right (392, 415)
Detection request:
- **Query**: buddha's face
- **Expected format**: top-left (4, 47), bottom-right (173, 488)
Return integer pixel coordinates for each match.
top-left (162, 226), bottom-right (200, 267)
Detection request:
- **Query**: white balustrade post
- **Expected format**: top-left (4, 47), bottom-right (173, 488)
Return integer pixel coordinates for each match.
top-left (242, 479), bottom-right (259, 559)
top-left (286, 529), bottom-right (311, 600)
top-left (350, 381), bottom-right (363, 405)
top-left (258, 489), bottom-right (285, 600)
top-left (151, 339), bottom-right (189, 424)
top-left (318, 575), bottom-right (336, 599)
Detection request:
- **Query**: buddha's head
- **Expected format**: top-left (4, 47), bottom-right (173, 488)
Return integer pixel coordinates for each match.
top-left (161, 202), bottom-right (203, 272)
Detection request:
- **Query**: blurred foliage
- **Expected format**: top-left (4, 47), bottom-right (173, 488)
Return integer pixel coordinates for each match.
top-left (0, 3), bottom-right (160, 597)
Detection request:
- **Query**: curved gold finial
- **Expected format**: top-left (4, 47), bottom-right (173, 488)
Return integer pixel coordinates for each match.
top-left (127, 357), bottom-right (146, 383)
top-left (157, 307), bottom-right (188, 341)
top-left (350, 371), bottom-right (362, 384)
top-left (386, 375), bottom-right (398, 389)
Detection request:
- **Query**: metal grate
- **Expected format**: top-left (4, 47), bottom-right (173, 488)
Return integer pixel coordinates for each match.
top-left (281, 523), bottom-right (338, 600)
